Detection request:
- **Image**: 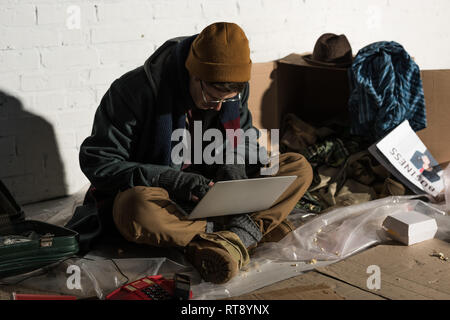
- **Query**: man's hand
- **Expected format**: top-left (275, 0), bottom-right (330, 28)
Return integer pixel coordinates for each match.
top-left (155, 170), bottom-right (213, 202)
top-left (191, 181), bottom-right (215, 203)
top-left (215, 164), bottom-right (247, 181)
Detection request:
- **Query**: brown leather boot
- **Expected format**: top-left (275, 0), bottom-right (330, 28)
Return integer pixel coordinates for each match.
top-left (185, 231), bottom-right (249, 284)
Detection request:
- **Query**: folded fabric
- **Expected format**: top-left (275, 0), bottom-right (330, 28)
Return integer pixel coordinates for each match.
top-left (318, 180), bottom-right (375, 208)
top-left (303, 137), bottom-right (350, 168)
top-left (280, 113), bottom-right (318, 153)
top-left (348, 41), bottom-right (426, 142)
top-left (295, 191), bottom-right (325, 213)
top-left (298, 151), bottom-right (407, 213)
top-left (279, 114), bottom-right (408, 213)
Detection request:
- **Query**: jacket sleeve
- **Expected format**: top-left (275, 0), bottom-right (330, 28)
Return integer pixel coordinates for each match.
top-left (79, 80), bottom-right (171, 195)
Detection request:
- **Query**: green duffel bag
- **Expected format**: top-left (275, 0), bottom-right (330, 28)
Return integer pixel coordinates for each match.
top-left (0, 180), bottom-right (79, 279)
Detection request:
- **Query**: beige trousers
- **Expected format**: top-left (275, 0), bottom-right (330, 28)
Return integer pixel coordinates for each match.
top-left (112, 152), bottom-right (313, 247)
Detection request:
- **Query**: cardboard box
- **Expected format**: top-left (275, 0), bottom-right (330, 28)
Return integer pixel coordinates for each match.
top-left (382, 211), bottom-right (438, 245)
top-left (249, 53), bottom-right (350, 130)
top-left (276, 53), bottom-right (350, 126)
top-left (248, 53), bottom-right (450, 166)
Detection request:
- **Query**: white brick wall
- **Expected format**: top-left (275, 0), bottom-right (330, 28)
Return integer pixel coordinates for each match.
top-left (0, 0), bottom-right (449, 204)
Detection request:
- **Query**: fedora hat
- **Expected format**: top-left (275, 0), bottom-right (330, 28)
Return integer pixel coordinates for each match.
top-left (303, 33), bottom-right (353, 68)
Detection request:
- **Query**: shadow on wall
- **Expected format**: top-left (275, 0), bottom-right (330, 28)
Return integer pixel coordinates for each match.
top-left (0, 90), bottom-right (67, 205)
top-left (260, 68), bottom-right (280, 131)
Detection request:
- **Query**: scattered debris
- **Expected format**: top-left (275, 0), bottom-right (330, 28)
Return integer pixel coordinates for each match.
top-left (428, 279), bottom-right (439, 284)
top-left (414, 259), bottom-right (426, 266)
top-left (430, 251), bottom-right (449, 261)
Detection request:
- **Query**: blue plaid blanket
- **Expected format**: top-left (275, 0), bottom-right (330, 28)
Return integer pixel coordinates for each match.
top-left (348, 41), bottom-right (426, 142)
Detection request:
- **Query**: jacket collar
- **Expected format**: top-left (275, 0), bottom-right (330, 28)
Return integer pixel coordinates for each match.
top-left (174, 35), bottom-right (198, 112)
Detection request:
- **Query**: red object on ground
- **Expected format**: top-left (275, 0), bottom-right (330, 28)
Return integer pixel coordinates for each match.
top-left (12, 293), bottom-right (78, 300)
top-left (106, 274), bottom-right (192, 300)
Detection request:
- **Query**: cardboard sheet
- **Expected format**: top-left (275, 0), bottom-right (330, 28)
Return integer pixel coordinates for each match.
top-left (226, 283), bottom-right (345, 300)
top-left (316, 239), bottom-right (450, 300)
top-left (227, 269), bottom-right (389, 300)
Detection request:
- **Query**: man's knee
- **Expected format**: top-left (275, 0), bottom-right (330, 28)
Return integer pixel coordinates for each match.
top-left (279, 152), bottom-right (313, 184)
top-left (112, 186), bottom-right (170, 243)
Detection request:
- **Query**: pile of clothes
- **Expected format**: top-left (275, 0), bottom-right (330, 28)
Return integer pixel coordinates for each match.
top-left (283, 35), bottom-right (428, 213)
top-left (281, 113), bottom-right (407, 213)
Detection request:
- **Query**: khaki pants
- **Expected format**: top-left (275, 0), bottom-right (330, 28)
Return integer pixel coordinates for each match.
top-left (112, 152), bottom-right (313, 247)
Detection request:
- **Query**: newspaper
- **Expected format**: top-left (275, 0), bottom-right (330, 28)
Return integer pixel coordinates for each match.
top-left (368, 120), bottom-right (444, 197)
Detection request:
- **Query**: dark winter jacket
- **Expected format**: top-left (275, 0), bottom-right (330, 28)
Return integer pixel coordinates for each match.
top-left (79, 35), bottom-right (259, 204)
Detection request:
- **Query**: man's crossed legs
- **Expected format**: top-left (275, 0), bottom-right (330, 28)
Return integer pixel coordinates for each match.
top-left (112, 153), bottom-right (313, 283)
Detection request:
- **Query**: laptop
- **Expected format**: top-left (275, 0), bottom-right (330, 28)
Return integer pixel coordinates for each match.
top-left (174, 176), bottom-right (297, 220)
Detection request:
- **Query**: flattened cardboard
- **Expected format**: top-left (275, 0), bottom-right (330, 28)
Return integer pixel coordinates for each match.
top-left (226, 283), bottom-right (345, 300)
top-left (226, 266), bottom-right (385, 300)
top-left (316, 239), bottom-right (450, 300)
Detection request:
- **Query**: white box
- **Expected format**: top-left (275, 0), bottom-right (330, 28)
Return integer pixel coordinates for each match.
top-left (382, 211), bottom-right (438, 246)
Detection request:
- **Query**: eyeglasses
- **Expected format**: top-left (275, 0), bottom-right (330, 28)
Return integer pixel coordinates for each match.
top-left (200, 80), bottom-right (241, 107)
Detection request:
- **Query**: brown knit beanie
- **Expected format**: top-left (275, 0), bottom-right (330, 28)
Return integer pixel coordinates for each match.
top-left (185, 22), bottom-right (252, 82)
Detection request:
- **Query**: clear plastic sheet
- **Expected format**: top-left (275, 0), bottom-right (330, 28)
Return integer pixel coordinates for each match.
top-left (6, 193), bottom-right (450, 300)
top-left (0, 257), bottom-right (168, 299)
top-left (191, 196), bottom-right (450, 299)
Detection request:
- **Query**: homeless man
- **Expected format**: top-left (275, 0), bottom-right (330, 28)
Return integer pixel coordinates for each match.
top-left (78, 22), bottom-right (313, 284)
